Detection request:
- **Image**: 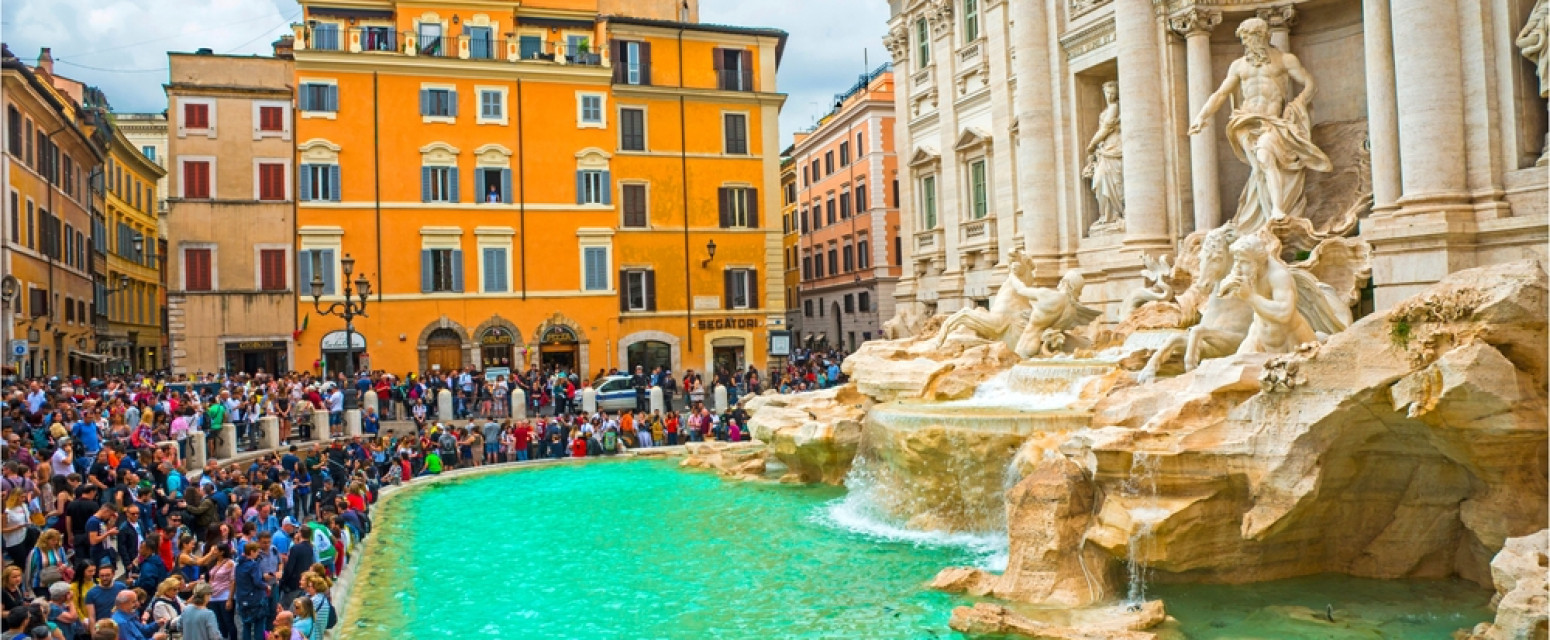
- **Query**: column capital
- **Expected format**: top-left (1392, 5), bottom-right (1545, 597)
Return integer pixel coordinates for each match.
top-left (1168, 8), bottom-right (1222, 38)
top-left (883, 23), bottom-right (910, 61)
top-left (1255, 4), bottom-right (1298, 30)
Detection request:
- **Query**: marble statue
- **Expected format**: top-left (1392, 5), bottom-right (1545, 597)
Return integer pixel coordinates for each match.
top-left (1220, 234), bottom-right (1319, 355)
top-left (1137, 228), bottom-right (1252, 382)
top-left (1518, 0), bottom-right (1549, 165)
top-left (1120, 254), bottom-right (1174, 319)
top-left (932, 250), bottom-right (1036, 350)
top-left (1010, 269), bottom-right (1102, 359)
top-left (1188, 17), bottom-right (1331, 234)
top-left (1084, 81), bottom-right (1124, 230)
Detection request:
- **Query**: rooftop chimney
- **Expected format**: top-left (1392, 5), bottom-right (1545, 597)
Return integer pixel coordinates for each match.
top-left (37, 47), bottom-right (53, 74)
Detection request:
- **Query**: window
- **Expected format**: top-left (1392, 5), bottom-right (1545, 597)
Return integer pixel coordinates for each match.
top-left (621, 269), bottom-right (655, 311)
top-left (803, 299), bottom-right (813, 317)
top-left (468, 26), bottom-right (494, 59)
top-left (470, 91), bottom-right (498, 123)
top-left (799, 208), bottom-right (809, 234)
top-left (717, 187), bottom-right (757, 228)
top-left (844, 294), bottom-right (854, 314)
top-left (579, 94), bottom-right (603, 125)
top-left (814, 251), bottom-right (824, 278)
top-left (969, 159), bottom-right (988, 219)
top-left (7, 192), bottom-right (15, 244)
top-left (182, 160), bottom-right (211, 199)
top-left (920, 175), bottom-right (937, 228)
top-left (620, 108), bottom-right (646, 151)
top-left (183, 103), bottom-right (209, 130)
top-left (142, 145), bottom-right (156, 161)
top-left (300, 83), bottom-right (338, 113)
top-left (614, 40), bottom-right (652, 86)
top-left (723, 113), bottom-right (748, 155)
top-left (621, 184), bottom-right (648, 228)
top-left (421, 248), bottom-right (462, 292)
top-left (842, 244), bottom-right (854, 272)
top-left (723, 268), bottom-right (757, 309)
top-left (801, 255), bottom-right (812, 280)
top-left (421, 89), bottom-right (457, 118)
top-left (826, 197), bottom-right (836, 225)
top-left (827, 248), bottom-right (837, 275)
top-left (715, 48), bottom-right (752, 91)
top-left (258, 162), bottom-right (287, 201)
top-left (23, 119), bottom-right (31, 166)
top-left (418, 22), bottom-right (444, 56)
top-left (297, 249), bottom-right (336, 295)
top-left (257, 105), bottom-right (285, 134)
top-left (577, 170), bottom-right (608, 205)
top-left (5, 106), bottom-right (18, 157)
top-left (301, 164), bottom-right (341, 202)
top-left (856, 183), bottom-right (868, 212)
top-left (916, 18), bottom-right (930, 66)
top-left (801, 165), bottom-right (809, 186)
top-left (857, 239), bottom-right (870, 269)
top-left (475, 168), bottom-right (511, 204)
top-left (839, 141), bottom-right (850, 167)
top-left (65, 297), bottom-right (74, 323)
top-left (582, 246), bottom-right (608, 291)
top-left (857, 132), bottom-right (865, 156)
top-left (363, 26), bottom-right (395, 52)
top-left (825, 151), bottom-right (834, 175)
top-left (784, 182), bottom-right (796, 206)
top-left (894, 235), bottom-right (902, 266)
top-left (519, 35), bottom-right (542, 60)
top-left (421, 166), bottom-right (458, 202)
top-left (184, 248), bottom-right (212, 291)
top-left (313, 23), bottom-right (340, 50)
top-left (964, 0), bottom-right (980, 41)
top-left (810, 160), bottom-right (819, 183)
top-left (840, 190), bottom-right (851, 219)
top-left (259, 249), bottom-right (287, 291)
top-left (482, 247), bottom-right (509, 293)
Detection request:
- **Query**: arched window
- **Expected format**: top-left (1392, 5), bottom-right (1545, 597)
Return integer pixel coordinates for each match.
top-left (627, 340), bottom-right (671, 373)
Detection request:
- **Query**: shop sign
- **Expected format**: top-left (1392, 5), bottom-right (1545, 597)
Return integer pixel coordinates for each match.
top-left (695, 317), bottom-right (761, 331)
top-left (541, 326), bottom-right (578, 344)
top-left (768, 330), bottom-right (792, 357)
top-left (481, 328), bottom-right (516, 345)
top-left (320, 331), bottom-right (367, 351)
top-left (232, 341), bottom-right (284, 350)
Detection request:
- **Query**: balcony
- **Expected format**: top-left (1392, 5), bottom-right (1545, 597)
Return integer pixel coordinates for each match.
top-left (914, 227), bottom-right (945, 254)
top-left (958, 216), bottom-right (998, 253)
top-left (716, 69), bottom-right (754, 92)
top-left (299, 26), bottom-right (608, 67)
top-left (911, 65), bottom-right (934, 96)
top-left (958, 41), bottom-right (982, 65)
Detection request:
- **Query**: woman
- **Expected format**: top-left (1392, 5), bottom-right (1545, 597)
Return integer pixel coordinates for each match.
top-left (291, 597), bottom-right (317, 640)
top-left (179, 582), bottom-right (223, 640)
top-left (69, 560), bottom-right (96, 619)
top-left (207, 543), bottom-right (237, 640)
top-left (24, 529), bottom-right (69, 594)
top-left (302, 572), bottom-right (333, 640)
top-left (688, 379), bottom-right (705, 407)
top-left (728, 418), bottom-right (742, 443)
top-left (149, 577), bottom-right (185, 633)
top-left (2, 565), bottom-right (26, 610)
top-left (175, 534), bottom-right (214, 589)
top-left (2, 488), bottom-right (32, 567)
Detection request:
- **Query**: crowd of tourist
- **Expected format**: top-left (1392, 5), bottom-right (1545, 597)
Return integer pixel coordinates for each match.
top-left (0, 346), bottom-right (849, 640)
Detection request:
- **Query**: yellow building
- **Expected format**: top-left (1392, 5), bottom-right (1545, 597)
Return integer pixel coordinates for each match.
top-left (290, 0), bottom-right (787, 379)
top-left (780, 150), bottom-right (799, 337)
top-left (100, 120), bottom-right (167, 372)
top-left (2, 47), bottom-right (105, 378)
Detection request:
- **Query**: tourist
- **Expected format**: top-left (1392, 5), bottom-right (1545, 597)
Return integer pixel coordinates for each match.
top-left (178, 583), bottom-right (222, 640)
top-left (300, 573), bottom-right (332, 640)
top-left (83, 559), bottom-right (125, 622)
top-left (109, 589), bottom-right (166, 640)
top-left (233, 542), bottom-right (270, 640)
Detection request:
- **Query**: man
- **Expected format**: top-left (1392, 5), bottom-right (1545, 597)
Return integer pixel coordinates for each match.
top-left (233, 541), bottom-right (271, 640)
top-left (206, 391), bottom-right (228, 455)
top-left (111, 589), bottom-right (168, 640)
top-left (661, 372), bottom-right (678, 415)
top-left (49, 438), bottom-right (75, 478)
top-left (326, 386), bottom-right (344, 436)
top-left (64, 484), bottom-right (102, 558)
top-left (278, 521), bottom-right (314, 607)
top-left (274, 517), bottom-right (297, 557)
top-left (252, 531), bottom-right (283, 629)
top-left (47, 582), bottom-right (87, 639)
top-left (131, 540), bottom-right (170, 593)
top-left (1187, 16), bottom-right (1331, 232)
top-left (84, 503), bottom-right (119, 567)
top-left (630, 366), bottom-right (649, 414)
top-left (481, 418), bottom-right (501, 464)
top-left (116, 505), bottom-right (147, 566)
top-left (70, 412), bottom-right (103, 465)
top-left (82, 558), bottom-right (126, 622)
top-left (184, 485), bottom-right (219, 533)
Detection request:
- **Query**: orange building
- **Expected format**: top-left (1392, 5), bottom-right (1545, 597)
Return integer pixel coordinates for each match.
top-left (290, 0), bottom-right (787, 380)
top-left (791, 65), bottom-right (900, 352)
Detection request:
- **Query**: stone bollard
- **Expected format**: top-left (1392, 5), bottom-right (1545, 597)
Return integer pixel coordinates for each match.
top-left (511, 388), bottom-right (527, 419)
top-left (258, 416), bottom-right (280, 451)
top-left (437, 388), bottom-right (453, 422)
top-left (210, 426), bottom-right (236, 460)
top-left (713, 385), bottom-right (728, 413)
top-left (581, 387), bottom-right (598, 414)
top-left (187, 432), bottom-right (208, 471)
top-left (311, 412), bottom-right (330, 442)
top-left (364, 389), bottom-right (380, 416)
top-left (649, 386), bottom-right (664, 414)
top-left (345, 409), bottom-right (362, 437)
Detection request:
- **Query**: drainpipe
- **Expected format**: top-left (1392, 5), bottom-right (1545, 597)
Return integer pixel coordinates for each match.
top-left (372, 72), bottom-right (383, 303)
top-left (517, 79), bottom-right (527, 300)
top-left (678, 26), bottom-right (691, 355)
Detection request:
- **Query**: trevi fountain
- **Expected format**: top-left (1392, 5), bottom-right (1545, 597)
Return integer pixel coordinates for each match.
top-left (691, 2), bottom-right (1549, 637)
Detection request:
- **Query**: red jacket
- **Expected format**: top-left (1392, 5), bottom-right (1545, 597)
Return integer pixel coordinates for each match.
top-left (570, 438), bottom-right (587, 458)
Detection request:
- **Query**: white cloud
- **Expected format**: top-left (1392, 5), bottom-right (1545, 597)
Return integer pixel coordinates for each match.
top-left (2, 0), bottom-right (298, 112)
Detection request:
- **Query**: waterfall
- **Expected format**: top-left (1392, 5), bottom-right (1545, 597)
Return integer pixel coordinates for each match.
top-left (1122, 451), bottom-right (1165, 607)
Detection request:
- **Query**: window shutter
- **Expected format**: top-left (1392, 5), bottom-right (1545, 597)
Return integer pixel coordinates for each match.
top-left (326, 85), bottom-right (339, 112)
top-left (422, 89), bottom-right (434, 116)
top-left (618, 269), bottom-right (629, 312)
top-left (299, 165), bottom-right (312, 201)
top-left (639, 43), bottom-right (652, 85)
top-left (319, 249), bottom-right (337, 295)
top-left (645, 270), bottom-right (657, 311)
top-left (483, 248), bottom-right (497, 291)
top-left (740, 50), bottom-right (754, 91)
top-left (600, 171), bottom-right (612, 206)
top-left (575, 171), bottom-right (584, 205)
top-left (723, 268), bottom-right (734, 310)
top-left (329, 165), bottom-right (341, 201)
top-left (747, 188), bottom-right (759, 228)
top-left (611, 41), bottom-right (625, 83)
top-left (449, 91), bottom-right (459, 117)
top-left (712, 47), bottom-right (723, 73)
top-left (451, 249), bottom-right (464, 292)
top-left (496, 249), bottom-right (509, 291)
top-left (297, 249), bottom-right (313, 291)
top-left (717, 187), bottom-right (731, 228)
top-left (298, 88), bottom-right (312, 112)
top-left (420, 250), bottom-right (433, 292)
top-left (475, 170), bottom-right (486, 204)
top-left (448, 167), bottom-right (460, 202)
top-left (421, 166), bottom-right (431, 202)
top-left (501, 169), bottom-right (513, 204)
top-left (748, 270), bottom-right (759, 309)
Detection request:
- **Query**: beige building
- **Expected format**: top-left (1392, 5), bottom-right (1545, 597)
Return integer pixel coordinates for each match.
top-left (165, 46), bottom-right (296, 375)
top-left (884, 0), bottom-right (1547, 316)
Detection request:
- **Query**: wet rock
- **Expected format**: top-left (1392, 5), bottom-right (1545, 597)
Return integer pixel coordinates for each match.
top-left (947, 601), bottom-right (1165, 639)
top-left (745, 385), bottom-right (868, 485)
top-left (678, 441), bottom-right (770, 480)
top-left (1460, 529), bottom-right (1549, 640)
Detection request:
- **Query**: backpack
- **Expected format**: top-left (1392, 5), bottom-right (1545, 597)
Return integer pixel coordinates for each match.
top-left (602, 430), bottom-right (617, 452)
top-left (324, 594), bottom-right (338, 630)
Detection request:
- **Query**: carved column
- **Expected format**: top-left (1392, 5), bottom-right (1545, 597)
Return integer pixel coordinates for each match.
top-left (1390, 0), bottom-right (1468, 208)
top-left (1115, 0), bottom-right (1170, 243)
top-left (1362, 0), bottom-right (1402, 214)
top-left (1171, 9), bottom-right (1223, 233)
top-left (1014, 0), bottom-right (1060, 262)
top-left (1257, 5), bottom-right (1297, 51)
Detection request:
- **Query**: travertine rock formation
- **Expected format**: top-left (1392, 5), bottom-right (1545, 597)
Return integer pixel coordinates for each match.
top-left (679, 441), bottom-right (769, 480)
top-left (1462, 529), bottom-right (1549, 640)
top-left (745, 385), bottom-right (869, 484)
top-left (947, 600), bottom-right (1165, 640)
top-left (842, 336), bottom-right (1021, 402)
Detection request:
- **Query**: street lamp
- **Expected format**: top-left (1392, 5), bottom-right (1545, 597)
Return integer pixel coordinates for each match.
top-left (310, 252), bottom-right (373, 409)
top-left (701, 238), bottom-right (717, 267)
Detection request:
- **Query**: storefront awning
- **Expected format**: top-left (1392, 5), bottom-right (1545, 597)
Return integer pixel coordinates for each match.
top-left (71, 351), bottom-right (111, 364)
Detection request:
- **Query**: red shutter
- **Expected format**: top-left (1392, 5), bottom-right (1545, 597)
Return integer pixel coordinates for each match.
top-left (260, 249), bottom-right (286, 290)
top-left (184, 103), bottom-right (208, 129)
top-left (183, 161), bottom-right (210, 199)
top-left (259, 163), bottom-right (285, 201)
top-left (185, 248), bottom-right (211, 291)
top-left (259, 106), bottom-right (283, 132)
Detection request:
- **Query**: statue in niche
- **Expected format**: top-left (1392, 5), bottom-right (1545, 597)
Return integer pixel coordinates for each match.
top-left (1136, 227), bottom-right (1252, 382)
top-left (1009, 269), bottom-right (1102, 359)
top-left (932, 249), bottom-right (1037, 350)
top-left (1084, 81), bottom-right (1124, 232)
top-left (1518, 0), bottom-right (1549, 165)
top-left (1188, 17), bottom-right (1331, 235)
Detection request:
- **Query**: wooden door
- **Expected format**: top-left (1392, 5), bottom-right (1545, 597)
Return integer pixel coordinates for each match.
top-left (427, 345), bottom-right (462, 373)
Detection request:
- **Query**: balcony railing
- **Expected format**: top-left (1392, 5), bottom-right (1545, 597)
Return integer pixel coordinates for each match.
top-left (958, 41), bottom-right (982, 64)
top-left (717, 69), bottom-right (754, 92)
top-left (301, 26), bottom-right (607, 67)
top-left (959, 216), bottom-right (997, 249)
top-left (914, 228), bottom-right (944, 252)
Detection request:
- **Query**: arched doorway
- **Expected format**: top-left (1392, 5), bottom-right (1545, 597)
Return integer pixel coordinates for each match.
top-left (626, 340), bottom-right (671, 373)
top-left (426, 328), bottom-right (463, 373)
top-left (479, 327), bottom-right (517, 377)
top-left (537, 325), bottom-right (579, 373)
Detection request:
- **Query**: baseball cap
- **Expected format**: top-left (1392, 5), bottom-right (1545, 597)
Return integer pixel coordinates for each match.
top-left (281, 516), bottom-right (298, 527)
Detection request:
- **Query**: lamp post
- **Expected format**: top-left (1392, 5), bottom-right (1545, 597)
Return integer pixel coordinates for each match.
top-left (310, 252), bottom-right (372, 410)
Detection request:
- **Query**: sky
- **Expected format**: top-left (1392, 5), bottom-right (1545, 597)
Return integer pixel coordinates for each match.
top-left (0, 0), bottom-right (890, 147)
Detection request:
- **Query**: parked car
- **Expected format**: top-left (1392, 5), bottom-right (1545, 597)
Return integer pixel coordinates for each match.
top-left (595, 375), bottom-right (641, 412)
